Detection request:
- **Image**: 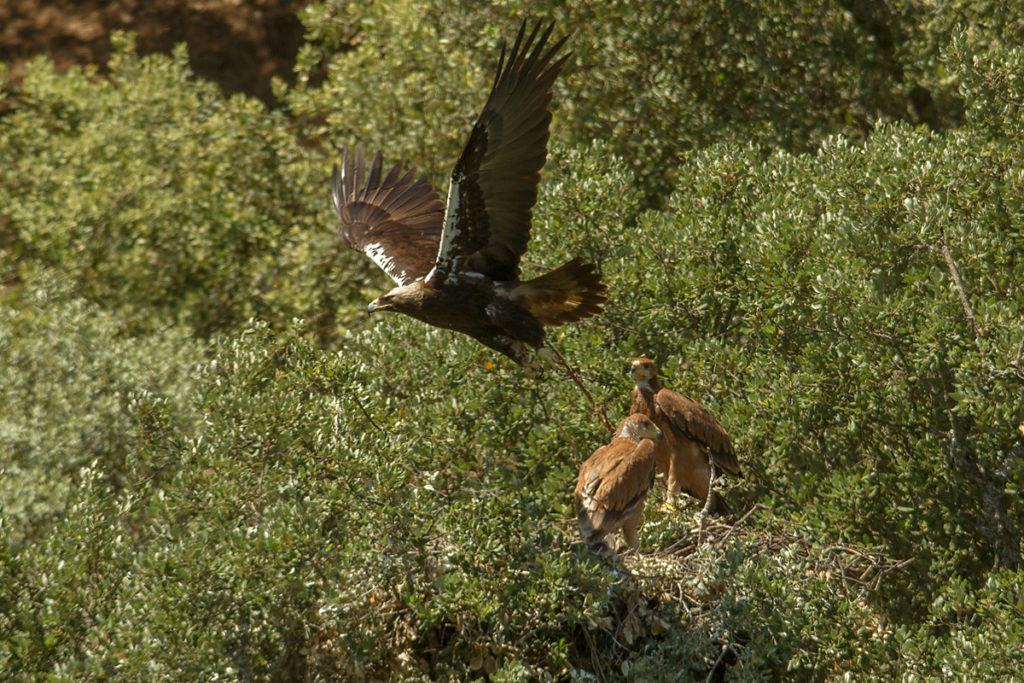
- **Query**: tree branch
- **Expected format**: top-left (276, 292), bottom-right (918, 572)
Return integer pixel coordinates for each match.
top-left (544, 340), bottom-right (616, 434)
top-left (698, 458), bottom-right (719, 545)
top-left (940, 241), bottom-right (992, 369)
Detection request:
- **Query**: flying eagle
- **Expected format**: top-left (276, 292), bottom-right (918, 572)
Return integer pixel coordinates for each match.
top-left (331, 21), bottom-right (607, 376)
top-left (576, 413), bottom-right (663, 557)
top-left (629, 357), bottom-right (742, 514)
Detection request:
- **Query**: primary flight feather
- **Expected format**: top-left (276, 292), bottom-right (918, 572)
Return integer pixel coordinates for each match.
top-left (331, 20), bottom-right (607, 377)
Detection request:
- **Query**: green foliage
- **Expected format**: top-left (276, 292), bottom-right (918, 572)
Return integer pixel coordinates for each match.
top-left (0, 35), bottom-right (366, 341)
top-left (0, 278), bottom-right (199, 546)
top-left (293, 0), bottom-right (966, 202)
top-left (0, 322), bottom-right (614, 678)
top-left (2, 1), bottom-right (1024, 679)
top-left (636, 119), bottom-right (1024, 584)
top-left (906, 570), bottom-right (1024, 679)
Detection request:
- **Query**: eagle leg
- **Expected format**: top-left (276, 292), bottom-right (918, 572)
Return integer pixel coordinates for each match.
top-left (619, 504), bottom-right (645, 552)
top-left (472, 333), bottom-right (530, 363)
top-left (474, 333), bottom-right (545, 380)
top-left (523, 346), bottom-right (558, 381)
top-left (484, 300), bottom-right (546, 348)
top-left (523, 360), bottom-right (545, 382)
top-left (537, 345), bottom-right (558, 369)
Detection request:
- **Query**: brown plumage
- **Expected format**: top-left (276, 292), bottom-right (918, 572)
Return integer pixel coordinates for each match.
top-left (575, 414), bottom-right (663, 557)
top-left (331, 21), bottom-right (607, 376)
top-left (629, 357), bottom-right (741, 514)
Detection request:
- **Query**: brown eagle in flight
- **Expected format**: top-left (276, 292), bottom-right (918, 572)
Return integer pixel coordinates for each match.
top-left (629, 357), bottom-right (742, 514)
top-left (576, 414), bottom-right (663, 557)
top-left (331, 21), bottom-right (607, 375)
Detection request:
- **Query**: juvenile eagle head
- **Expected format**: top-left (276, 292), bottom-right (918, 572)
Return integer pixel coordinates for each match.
top-left (629, 357), bottom-right (658, 383)
top-left (616, 414), bottom-right (663, 442)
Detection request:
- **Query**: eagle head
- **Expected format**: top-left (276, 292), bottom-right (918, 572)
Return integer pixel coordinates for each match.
top-left (616, 414), bottom-right (663, 442)
top-left (367, 281), bottom-right (425, 315)
top-left (629, 357), bottom-right (658, 382)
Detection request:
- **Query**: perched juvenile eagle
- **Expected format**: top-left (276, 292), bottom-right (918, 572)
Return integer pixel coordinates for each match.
top-left (576, 414), bottom-right (663, 557)
top-left (629, 357), bottom-right (742, 514)
top-left (331, 21), bottom-right (607, 375)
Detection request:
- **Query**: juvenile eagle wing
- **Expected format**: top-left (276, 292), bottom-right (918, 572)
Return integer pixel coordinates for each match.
top-left (655, 390), bottom-right (742, 476)
top-left (333, 144), bottom-right (445, 285)
top-left (575, 438), bottom-right (657, 531)
top-left (432, 20), bottom-right (570, 282)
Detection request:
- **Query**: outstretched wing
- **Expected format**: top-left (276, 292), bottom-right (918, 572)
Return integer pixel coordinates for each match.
top-left (656, 390), bottom-right (742, 476)
top-left (332, 144), bottom-right (445, 286)
top-left (432, 20), bottom-right (570, 282)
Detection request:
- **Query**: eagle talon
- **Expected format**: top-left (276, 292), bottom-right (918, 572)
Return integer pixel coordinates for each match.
top-left (523, 361), bottom-right (544, 381)
top-left (537, 346), bottom-right (558, 370)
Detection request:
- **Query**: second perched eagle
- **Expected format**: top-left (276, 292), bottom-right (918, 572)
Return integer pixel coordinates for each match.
top-left (629, 357), bottom-right (742, 514)
top-left (576, 414), bottom-right (663, 557)
top-left (331, 22), bottom-right (607, 375)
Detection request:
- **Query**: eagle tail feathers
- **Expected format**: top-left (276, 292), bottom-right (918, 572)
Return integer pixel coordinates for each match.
top-left (514, 257), bottom-right (608, 326)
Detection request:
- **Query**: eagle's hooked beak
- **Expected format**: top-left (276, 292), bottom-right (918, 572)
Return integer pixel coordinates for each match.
top-left (368, 294), bottom-right (396, 315)
top-left (367, 297), bottom-right (391, 314)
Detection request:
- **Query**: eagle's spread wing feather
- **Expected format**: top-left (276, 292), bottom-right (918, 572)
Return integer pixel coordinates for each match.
top-left (432, 20), bottom-right (570, 281)
top-left (655, 390), bottom-right (742, 476)
top-left (333, 144), bottom-right (445, 285)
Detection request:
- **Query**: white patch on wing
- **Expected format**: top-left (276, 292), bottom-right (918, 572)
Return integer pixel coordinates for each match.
top-left (464, 272), bottom-right (485, 279)
top-left (364, 242), bottom-right (404, 285)
top-left (495, 282), bottom-right (515, 300)
top-left (430, 178), bottom-right (462, 282)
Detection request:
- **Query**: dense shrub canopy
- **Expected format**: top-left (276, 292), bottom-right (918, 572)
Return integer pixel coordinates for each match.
top-left (1, 1), bottom-right (1022, 679)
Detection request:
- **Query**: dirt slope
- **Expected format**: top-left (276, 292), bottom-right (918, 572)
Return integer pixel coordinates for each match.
top-left (1, 0), bottom-right (309, 104)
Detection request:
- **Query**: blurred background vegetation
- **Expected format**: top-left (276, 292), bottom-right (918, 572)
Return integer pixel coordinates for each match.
top-left (2, 0), bottom-right (1023, 679)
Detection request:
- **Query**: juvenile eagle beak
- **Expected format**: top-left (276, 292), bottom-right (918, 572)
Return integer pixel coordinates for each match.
top-left (367, 299), bottom-right (380, 314)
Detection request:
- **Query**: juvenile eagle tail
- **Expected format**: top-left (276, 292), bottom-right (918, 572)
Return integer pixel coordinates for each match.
top-left (514, 257), bottom-right (608, 326)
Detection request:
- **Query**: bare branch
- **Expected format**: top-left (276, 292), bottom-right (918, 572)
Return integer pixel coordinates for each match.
top-left (544, 340), bottom-right (616, 433)
top-left (698, 459), bottom-right (719, 545)
top-left (351, 391), bottom-right (388, 434)
top-left (937, 242), bottom-right (987, 368)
